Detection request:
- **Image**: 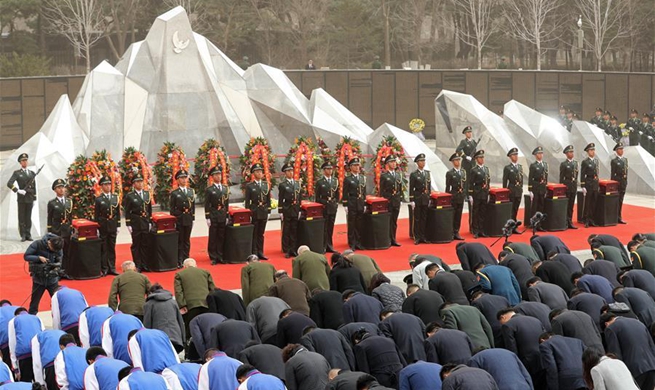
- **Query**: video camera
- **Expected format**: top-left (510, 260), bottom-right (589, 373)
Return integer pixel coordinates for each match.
top-left (30, 262), bottom-right (64, 280)
top-left (501, 219), bottom-right (522, 236)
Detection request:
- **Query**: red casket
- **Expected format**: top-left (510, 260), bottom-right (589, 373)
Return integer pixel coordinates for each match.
top-left (430, 191), bottom-right (452, 208)
top-left (72, 219), bottom-right (99, 239)
top-left (301, 201), bottom-right (324, 219)
top-left (152, 212), bottom-right (176, 232)
top-left (228, 206), bottom-right (252, 225)
top-left (365, 196), bottom-right (389, 213)
top-left (489, 187), bottom-right (510, 203)
top-left (546, 183), bottom-right (567, 198)
top-left (599, 179), bottom-right (619, 194)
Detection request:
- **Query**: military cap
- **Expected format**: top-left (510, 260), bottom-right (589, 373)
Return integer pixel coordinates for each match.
top-left (604, 110), bottom-right (611, 115)
top-left (644, 113), bottom-right (651, 118)
top-left (559, 105), bottom-right (566, 109)
top-left (99, 176), bottom-right (112, 185)
top-left (566, 109), bottom-right (573, 114)
top-left (51, 179), bottom-right (66, 190)
top-left (497, 110), bottom-right (504, 116)
top-left (133, 173), bottom-right (144, 182)
top-left (414, 153), bottom-right (426, 163)
top-left (473, 150), bottom-right (485, 158)
top-left (449, 152), bottom-right (462, 162)
top-left (321, 161), bottom-right (333, 169)
top-left (506, 148), bottom-right (518, 157)
top-left (563, 145), bottom-right (574, 154)
top-left (384, 155), bottom-right (397, 164)
top-left (532, 146), bottom-right (544, 155)
top-left (282, 163), bottom-right (294, 172)
top-left (584, 143), bottom-right (595, 152)
top-left (348, 157), bottom-right (361, 166)
top-left (209, 166), bottom-right (222, 176)
top-left (595, 107), bottom-right (603, 112)
top-left (630, 108), bottom-right (638, 114)
top-left (613, 142), bottom-right (624, 151)
top-left (175, 170), bottom-right (189, 179)
top-left (17, 153), bottom-right (28, 162)
top-left (611, 116), bottom-right (617, 121)
top-left (462, 126), bottom-right (472, 134)
top-left (251, 163), bottom-right (263, 172)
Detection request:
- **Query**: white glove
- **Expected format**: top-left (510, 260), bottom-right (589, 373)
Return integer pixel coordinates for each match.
top-left (468, 196), bottom-right (473, 204)
top-left (149, 223), bottom-right (153, 231)
top-left (127, 226), bottom-right (133, 234)
top-left (298, 212), bottom-right (302, 219)
top-left (639, 131), bottom-right (644, 135)
top-left (409, 202), bottom-right (415, 207)
top-left (117, 227), bottom-right (120, 234)
top-left (487, 195), bottom-right (491, 203)
top-left (345, 207), bottom-right (348, 214)
top-left (649, 136), bottom-right (654, 141)
top-left (17, 189), bottom-right (26, 195)
top-left (582, 188), bottom-right (587, 195)
top-left (280, 214), bottom-right (284, 222)
top-left (206, 219), bottom-right (211, 227)
top-left (529, 192), bottom-right (534, 200)
top-left (466, 156), bottom-right (472, 161)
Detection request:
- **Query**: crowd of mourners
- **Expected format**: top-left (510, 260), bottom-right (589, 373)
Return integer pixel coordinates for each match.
top-left (2, 233), bottom-right (655, 390)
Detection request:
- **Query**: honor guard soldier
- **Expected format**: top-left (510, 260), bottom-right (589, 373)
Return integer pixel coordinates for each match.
top-left (380, 155), bottom-right (403, 247)
top-left (601, 110), bottom-right (612, 131)
top-left (94, 176), bottom-right (120, 276)
top-left (6, 153), bottom-right (37, 241)
top-left (342, 157), bottom-right (366, 251)
top-left (640, 113), bottom-right (655, 155)
top-left (278, 163), bottom-right (302, 258)
top-left (409, 154), bottom-right (431, 245)
top-left (528, 146), bottom-right (548, 226)
top-left (170, 170), bottom-right (195, 268)
top-left (456, 126), bottom-right (477, 176)
top-left (557, 105), bottom-right (567, 126)
top-left (205, 166), bottom-right (229, 265)
top-left (610, 142), bottom-right (628, 225)
top-left (469, 150), bottom-right (490, 239)
top-left (627, 109), bottom-right (641, 146)
top-left (590, 108), bottom-right (603, 127)
top-left (607, 116), bottom-right (621, 142)
top-left (124, 174), bottom-right (152, 272)
top-left (559, 145), bottom-right (579, 230)
top-left (580, 143), bottom-right (600, 228)
top-left (502, 148), bottom-right (523, 229)
top-left (48, 179), bottom-right (73, 265)
top-left (445, 152), bottom-right (467, 240)
top-left (245, 163), bottom-right (271, 260)
top-left (315, 161), bottom-right (339, 253)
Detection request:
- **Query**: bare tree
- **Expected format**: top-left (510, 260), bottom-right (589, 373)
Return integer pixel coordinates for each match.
top-left (43, 0), bottom-right (106, 73)
top-left (504, 0), bottom-right (562, 70)
top-left (163, 0), bottom-right (208, 31)
top-left (451, 0), bottom-right (500, 69)
top-left (104, 0), bottom-right (143, 62)
top-left (577, 0), bottom-right (629, 71)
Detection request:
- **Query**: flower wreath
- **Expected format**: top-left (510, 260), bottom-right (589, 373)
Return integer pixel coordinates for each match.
top-left (119, 147), bottom-right (153, 196)
top-left (193, 139), bottom-right (231, 202)
top-left (335, 136), bottom-right (362, 200)
top-left (284, 136), bottom-right (322, 199)
top-left (316, 137), bottom-right (334, 165)
top-left (409, 118), bottom-right (426, 133)
top-left (370, 135), bottom-right (408, 196)
top-left (66, 150), bottom-right (122, 219)
top-left (154, 142), bottom-right (189, 210)
top-left (239, 137), bottom-right (277, 192)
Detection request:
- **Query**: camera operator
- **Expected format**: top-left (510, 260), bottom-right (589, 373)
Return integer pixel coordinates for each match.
top-left (23, 233), bottom-right (64, 314)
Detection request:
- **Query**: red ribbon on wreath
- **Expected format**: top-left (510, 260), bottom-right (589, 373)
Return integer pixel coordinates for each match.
top-left (249, 144), bottom-right (272, 187)
top-left (293, 142), bottom-right (315, 197)
top-left (207, 147), bottom-right (230, 186)
top-left (86, 161), bottom-right (103, 197)
top-left (134, 151), bottom-right (151, 191)
top-left (337, 143), bottom-right (357, 200)
top-left (374, 145), bottom-right (394, 195)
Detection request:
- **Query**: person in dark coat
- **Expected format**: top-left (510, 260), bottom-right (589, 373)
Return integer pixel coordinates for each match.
top-left (282, 344), bottom-right (330, 390)
top-left (533, 261), bottom-right (575, 294)
top-left (356, 374), bottom-right (396, 390)
top-left (538, 333), bottom-right (586, 390)
top-left (613, 286), bottom-right (655, 327)
top-left (475, 264), bottom-right (522, 305)
top-left (618, 269), bottom-right (655, 298)
top-left (588, 234), bottom-right (630, 265)
top-left (276, 310), bottom-right (317, 347)
top-left (330, 254), bottom-right (367, 293)
top-left (527, 277), bottom-right (569, 310)
top-left (503, 242), bottom-right (540, 264)
top-left (451, 270), bottom-right (478, 294)
top-left (189, 313), bottom-right (227, 359)
top-left (300, 327), bottom-right (355, 370)
top-left (206, 287), bottom-right (246, 320)
top-left (378, 312), bottom-right (426, 363)
top-left (246, 296), bottom-right (290, 345)
top-left (342, 290), bottom-right (384, 324)
top-left (351, 330), bottom-right (406, 388)
top-left (402, 285), bottom-right (444, 325)
top-left (440, 364), bottom-right (499, 390)
top-left (567, 290), bottom-right (607, 330)
top-left (440, 303), bottom-right (494, 349)
top-left (602, 313), bottom-right (655, 389)
top-left (498, 308), bottom-right (546, 382)
top-left (582, 259), bottom-right (621, 288)
top-left (369, 273), bottom-right (405, 313)
top-left (424, 322), bottom-right (474, 365)
top-left (426, 265), bottom-right (468, 306)
top-left (531, 235), bottom-right (571, 261)
top-left (308, 289), bottom-right (344, 330)
top-left (514, 301), bottom-right (552, 332)
top-left (269, 271), bottom-right (312, 316)
top-left (549, 309), bottom-right (604, 353)
top-left (548, 252), bottom-right (582, 274)
top-left (143, 284), bottom-right (185, 352)
top-left (455, 242), bottom-right (497, 271)
top-left (338, 322), bottom-right (381, 346)
top-left (468, 348), bottom-right (533, 390)
top-left (210, 319), bottom-right (261, 358)
top-left (498, 251), bottom-right (533, 298)
top-left (471, 291), bottom-right (510, 348)
top-left (237, 341), bottom-right (285, 381)
top-left (325, 369), bottom-right (367, 390)
top-left (571, 273), bottom-right (614, 303)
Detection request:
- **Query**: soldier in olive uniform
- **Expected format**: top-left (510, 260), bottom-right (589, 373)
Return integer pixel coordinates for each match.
top-left (564, 109), bottom-right (574, 132)
top-left (610, 142), bottom-right (628, 225)
top-left (559, 145), bottom-right (579, 230)
top-left (47, 179), bottom-right (72, 269)
top-left (455, 126), bottom-right (477, 176)
top-left (409, 154), bottom-right (431, 245)
top-left (124, 174), bottom-right (152, 271)
top-left (94, 176), bottom-right (121, 276)
top-left (557, 105), bottom-right (567, 126)
top-left (580, 143), bottom-right (600, 228)
top-left (607, 116), bottom-right (621, 142)
top-left (205, 166), bottom-right (229, 265)
top-left (6, 153), bottom-right (36, 241)
top-left (590, 108), bottom-right (603, 127)
top-left (342, 158), bottom-right (366, 251)
top-left (600, 111), bottom-right (612, 131)
top-left (445, 152), bottom-right (467, 240)
top-left (278, 163), bottom-right (302, 258)
top-left (245, 163), bottom-right (272, 260)
top-left (502, 148), bottom-right (523, 230)
top-left (380, 155), bottom-right (403, 247)
top-left (469, 150), bottom-right (490, 239)
top-left (626, 109), bottom-right (641, 146)
top-left (170, 170), bottom-right (195, 268)
top-left (315, 161), bottom-right (339, 253)
top-left (528, 146), bottom-right (548, 228)
top-left (640, 113), bottom-right (655, 156)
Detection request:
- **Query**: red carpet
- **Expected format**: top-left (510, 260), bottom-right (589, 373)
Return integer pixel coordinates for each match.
top-left (1, 204), bottom-right (653, 311)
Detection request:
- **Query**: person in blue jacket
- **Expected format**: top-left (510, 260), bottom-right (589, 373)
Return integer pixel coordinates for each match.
top-left (0, 300), bottom-right (19, 370)
top-left (117, 367), bottom-right (170, 390)
top-left (83, 347), bottom-right (128, 390)
top-left (100, 313), bottom-right (142, 365)
top-left (235, 364), bottom-right (286, 390)
top-left (161, 363), bottom-right (201, 390)
top-left (54, 334), bottom-right (88, 390)
top-left (127, 329), bottom-right (179, 373)
top-left (198, 348), bottom-right (241, 390)
top-left (31, 329), bottom-right (66, 390)
top-left (468, 348), bottom-right (533, 390)
top-left (474, 264), bottom-right (521, 305)
top-left (51, 286), bottom-right (88, 343)
top-left (8, 307), bottom-right (44, 382)
top-left (79, 307), bottom-right (114, 348)
top-left (398, 361), bottom-right (442, 390)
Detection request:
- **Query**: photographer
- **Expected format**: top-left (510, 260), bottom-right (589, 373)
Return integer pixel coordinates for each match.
top-left (23, 234), bottom-right (64, 314)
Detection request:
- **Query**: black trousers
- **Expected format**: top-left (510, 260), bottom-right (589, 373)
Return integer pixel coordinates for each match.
top-left (252, 218), bottom-right (268, 255)
top-left (44, 365), bottom-right (57, 390)
top-left (583, 190), bottom-right (598, 223)
top-left (1, 347), bottom-right (11, 375)
top-left (18, 357), bottom-right (33, 382)
top-left (413, 204), bottom-right (428, 241)
top-left (347, 210), bottom-right (363, 248)
top-left (472, 198), bottom-right (487, 235)
top-left (532, 192), bottom-right (546, 215)
top-left (323, 212), bottom-right (336, 250)
top-left (282, 217), bottom-right (299, 255)
top-left (28, 281), bottom-right (59, 315)
top-left (183, 306), bottom-right (208, 342)
top-left (130, 229), bottom-right (149, 270)
top-left (388, 205), bottom-right (400, 242)
top-left (565, 191), bottom-right (576, 224)
top-left (617, 191), bottom-right (625, 220)
top-left (17, 202), bottom-right (33, 239)
top-left (207, 221), bottom-right (226, 263)
top-left (636, 370), bottom-right (655, 390)
top-left (177, 224), bottom-right (192, 265)
top-left (510, 195), bottom-right (521, 221)
top-left (100, 230), bottom-right (117, 273)
top-left (65, 326), bottom-right (80, 345)
top-left (452, 201), bottom-right (464, 234)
